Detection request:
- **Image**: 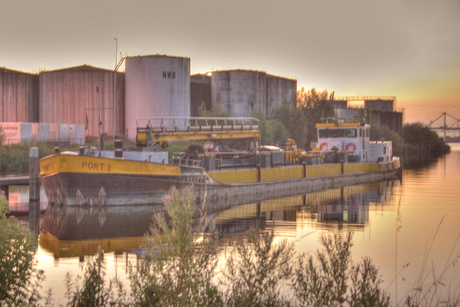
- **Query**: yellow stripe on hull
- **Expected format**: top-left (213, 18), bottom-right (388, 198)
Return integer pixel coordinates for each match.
top-left (209, 169), bottom-right (259, 183)
top-left (39, 154), bottom-right (181, 177)
top-left (344, 162), bottom-right (379, 173)
top-left (208, 162), bottom-right (381, 184)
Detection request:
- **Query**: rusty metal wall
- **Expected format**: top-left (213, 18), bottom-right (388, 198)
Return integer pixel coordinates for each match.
top-left (39, 66), bottom-right (125, 137)
top-left (0, 68), bottom-right (39, 122)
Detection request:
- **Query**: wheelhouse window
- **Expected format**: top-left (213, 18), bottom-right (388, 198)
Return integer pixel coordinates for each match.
top-left (318, 128), bottom-right (357, 138)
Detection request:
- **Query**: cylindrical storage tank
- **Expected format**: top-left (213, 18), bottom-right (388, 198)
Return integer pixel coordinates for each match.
top-left (265, 74), bottom-right (297, 116)
top-left (39, 65), bottom-right (125, 138)
top-left (125, 55), bottom-right (190, 139)
top-left (211, 70), bottom-right (266, 117)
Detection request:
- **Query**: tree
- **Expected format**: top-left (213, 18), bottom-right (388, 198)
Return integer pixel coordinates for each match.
top-left (401, 122), bottom-right (450, 154)
top-left (370, 125), bottom-right (404, 154)
top-left (251, 108), bottom-right (289, 146)
top-left (270, 101), bottom-right (308, 149)
top-left (297, 87), bottom-right (330, 109)
top-left (297, 87), bottom-right (335, 149)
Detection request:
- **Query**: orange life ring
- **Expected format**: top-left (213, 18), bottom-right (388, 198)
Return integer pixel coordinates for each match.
top-left (346, 143), bottom-right (356, 152)
top-left (319, 143), bottom-right (328, 151)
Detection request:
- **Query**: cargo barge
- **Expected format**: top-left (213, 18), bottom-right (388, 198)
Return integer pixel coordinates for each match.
top-left (39, 117), bottom-right (400, 207)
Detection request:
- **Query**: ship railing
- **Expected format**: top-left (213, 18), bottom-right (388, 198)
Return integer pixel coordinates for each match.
top-left (136, 117), bottom-right (260, 133)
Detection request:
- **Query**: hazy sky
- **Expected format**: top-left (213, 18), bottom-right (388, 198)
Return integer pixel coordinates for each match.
top-left (2, 0), bottom-right (459, 124)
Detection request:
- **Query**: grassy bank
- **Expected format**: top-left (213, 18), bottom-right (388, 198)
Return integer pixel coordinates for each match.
top-left (0, 141), bottom-right (55, 176)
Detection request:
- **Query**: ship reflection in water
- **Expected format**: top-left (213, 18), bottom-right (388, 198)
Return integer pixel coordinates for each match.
top-left (39, 179), bottom-right (399, 260)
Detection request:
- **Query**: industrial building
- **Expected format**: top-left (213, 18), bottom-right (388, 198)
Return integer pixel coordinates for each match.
top-left (210, 70), bottom-right (297, 118)
top-left (2, 57), bottom-right (297, 143)
top-left (0, 67), bottom-right (39, 123)
top-left (334, 96), bottom-right (404, 132)
top-left (39, 65), bottom-right (125, 137)
top-left (2, 59), bottom-right (405, 145)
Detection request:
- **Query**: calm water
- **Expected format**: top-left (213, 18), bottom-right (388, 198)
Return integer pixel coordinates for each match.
top-left (26, 144), bottom-right (460, 305)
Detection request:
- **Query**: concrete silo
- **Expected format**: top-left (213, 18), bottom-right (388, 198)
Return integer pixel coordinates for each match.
top-left (125, 55), bottom-right (190, 139)
top-left (211, 70), bottom-right (266, 117)
top-left (39, 65), bottom-right (125, 137)
top-left (190, 73), bottom-right (211, 117)
top-left (265, 74), bottom-right (297, 115)
top-left (0, 67), bottom-right (39, 122)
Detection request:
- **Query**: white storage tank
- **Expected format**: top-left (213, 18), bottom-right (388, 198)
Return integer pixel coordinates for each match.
top-left (125, 55), bottom-right (190, 139)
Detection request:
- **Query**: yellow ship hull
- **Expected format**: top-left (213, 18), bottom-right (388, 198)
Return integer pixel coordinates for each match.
top-left (40, 153), bottom-right (400, 207)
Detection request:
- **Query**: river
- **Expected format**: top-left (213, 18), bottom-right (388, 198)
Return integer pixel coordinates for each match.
top-left (13, 144), bottom-right (460, 305)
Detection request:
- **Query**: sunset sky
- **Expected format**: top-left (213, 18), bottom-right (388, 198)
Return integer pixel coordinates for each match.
top-left (2, 0), bottom-right (459, 125)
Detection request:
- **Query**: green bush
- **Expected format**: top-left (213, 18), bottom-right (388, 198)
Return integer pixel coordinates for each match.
top-left (63, 250), bottom-right (118, 307)
top-left (128, 186), bottom-right (222, 306)
top-left (220, 229), bottom-right (294, 306)
top-left (402, 122), bottom-right (450, 155)
top-left (294, 233), bottom-right (390, 307)
top-left (371, 125), bottom-right (404, 155)
top-left (0, 194), bottom-right (45, 306)
top-left (0, 141), bottom-right (54, 176)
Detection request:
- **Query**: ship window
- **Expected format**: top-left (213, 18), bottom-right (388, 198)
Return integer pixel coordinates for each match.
top-left (365, 128), bottom-right (369, 137)
top-left (319, 129), bottom-right (357, 138)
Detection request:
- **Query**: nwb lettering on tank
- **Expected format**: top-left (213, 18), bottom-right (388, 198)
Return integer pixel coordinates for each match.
top-left (162, 71), bottom-right (176, 79)
top-left (81, 161), bottom-right (112, 171)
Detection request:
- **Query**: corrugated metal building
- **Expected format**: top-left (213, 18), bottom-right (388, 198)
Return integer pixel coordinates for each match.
top-left (39, 65), bottom-right (125, 137)
top-left (0, 67), bottom-right (39, 122)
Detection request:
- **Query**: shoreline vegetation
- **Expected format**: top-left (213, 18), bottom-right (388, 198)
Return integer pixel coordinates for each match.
top-left (1, 188), bottom-right (459, 306)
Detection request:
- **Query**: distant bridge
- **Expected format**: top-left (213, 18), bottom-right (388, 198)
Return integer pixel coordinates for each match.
top-left (426, 112), bottom-right (460, 139)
